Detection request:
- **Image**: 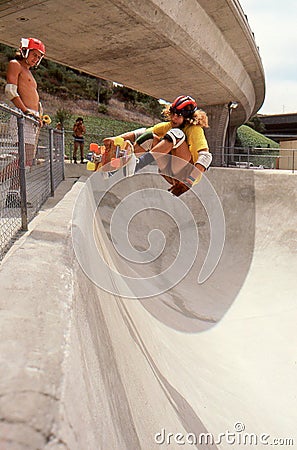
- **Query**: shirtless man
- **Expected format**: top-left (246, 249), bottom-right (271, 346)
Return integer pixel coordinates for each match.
top-left (5, 37), bottom-right (46, 166)
top-left (73, 117), bottom-right (86, 164)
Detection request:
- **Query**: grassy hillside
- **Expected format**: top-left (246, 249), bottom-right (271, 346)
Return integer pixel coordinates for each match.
top-left (236, 124), bottom-right (279, 148)
top-left (63, 113), bottom-right (147, 159)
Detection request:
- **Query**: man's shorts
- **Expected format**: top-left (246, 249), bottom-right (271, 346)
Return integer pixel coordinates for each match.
top-left (9, 112), bottom-right (39, 146)
top-left (73, 136), bottom-right (84, 144)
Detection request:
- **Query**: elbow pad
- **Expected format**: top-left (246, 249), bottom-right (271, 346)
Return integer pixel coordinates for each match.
top-left (196, 151), bottom-right (212, 170)
top-left (5, 84), bottom-right (19, 101)
top-left (135, 130), bottom-right (154, 152)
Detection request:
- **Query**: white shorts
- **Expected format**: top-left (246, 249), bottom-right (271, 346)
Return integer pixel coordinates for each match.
top-left (9, 111), bottom-right (39, 146)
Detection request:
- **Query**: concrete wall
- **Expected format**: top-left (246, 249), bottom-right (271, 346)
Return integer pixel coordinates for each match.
top-left (279, 140), bottom-right (297, 170)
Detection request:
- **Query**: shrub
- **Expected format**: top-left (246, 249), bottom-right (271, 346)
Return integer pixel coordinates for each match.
top-left (55, 108), bottom-right (72, 128)
top-left (236, 125), bottom-right (279, 148)
top-left (98, 104), bottom-right (108, 114)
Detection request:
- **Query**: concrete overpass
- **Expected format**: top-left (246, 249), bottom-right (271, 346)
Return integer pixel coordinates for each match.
top-left (0, 0), bottom-right (265, 162)
top-left (259, 113), bottom-right (297, 142)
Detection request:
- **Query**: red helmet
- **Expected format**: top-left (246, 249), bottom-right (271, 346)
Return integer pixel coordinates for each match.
top-left (20, 37), bottom-right (46, 65)
top-left (170, 95), bottom-right (198, 118)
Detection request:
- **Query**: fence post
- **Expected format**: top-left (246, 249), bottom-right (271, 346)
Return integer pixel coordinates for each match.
top-left (292, 149), bottom-right (295, 174)
top-left (17, 116), bottom-right (28, 231)
top-left (49, 128), bottom-right (54, 196)
top-left (61, 129), bottom-right (65, 180)
top-left (247, 147), bottom-right (250, 168)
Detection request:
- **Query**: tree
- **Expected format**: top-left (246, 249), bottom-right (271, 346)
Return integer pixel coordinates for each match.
top-left (245, 115), bottom-right (266, 134)
top-left (54, 107), bottom-right (72, 128)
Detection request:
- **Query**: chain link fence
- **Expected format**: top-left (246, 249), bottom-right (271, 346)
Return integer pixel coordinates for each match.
top-left (0, 103), bottom-right (64, 261)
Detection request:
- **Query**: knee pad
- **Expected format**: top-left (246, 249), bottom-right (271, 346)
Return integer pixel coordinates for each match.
top-left (196, 151), bottom-right (212, 169)
top-left (135, 130), bottom-right (154, 152)
top-left (164, 128), bottom-right (185, 149)
top-left (133, 127), bottom-right (147, 140)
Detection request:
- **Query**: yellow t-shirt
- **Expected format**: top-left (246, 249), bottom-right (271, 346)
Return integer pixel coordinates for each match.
top-left (152, 122), bottom-right (208, 163)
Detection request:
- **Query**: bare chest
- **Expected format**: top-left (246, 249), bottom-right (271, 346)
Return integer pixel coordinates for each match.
top-left (19, 68), bottom-right (37, 89)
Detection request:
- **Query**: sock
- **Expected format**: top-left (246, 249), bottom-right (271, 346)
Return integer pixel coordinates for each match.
top-left (135, 151), bottom-right (155, 172)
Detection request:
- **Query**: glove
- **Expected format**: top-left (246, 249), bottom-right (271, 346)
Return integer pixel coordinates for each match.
top-left (101, 137), bottom-right (118, 166)
top-left (168, 181), bottom-right (190, 197)
top-left (102, 137), bottom-right (135, 173)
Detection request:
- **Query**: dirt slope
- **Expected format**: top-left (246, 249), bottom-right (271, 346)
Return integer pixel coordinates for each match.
top-left (40, 92), bottom-right (156, 126)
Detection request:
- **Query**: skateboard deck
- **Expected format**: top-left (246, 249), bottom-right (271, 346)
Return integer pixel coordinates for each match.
top-left (87, 137), bottom-right (134, 173)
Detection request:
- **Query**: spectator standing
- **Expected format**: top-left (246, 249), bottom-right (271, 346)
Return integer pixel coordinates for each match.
top-left (73, 117), bottom-right (86, 163)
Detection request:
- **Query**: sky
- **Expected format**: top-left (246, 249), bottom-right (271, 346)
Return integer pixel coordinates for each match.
top-left (239, 0), bottom-right (297, 115)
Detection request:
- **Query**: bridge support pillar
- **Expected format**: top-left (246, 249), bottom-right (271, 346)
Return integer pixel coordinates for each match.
top-left (204, 104), bottom-right (229, 167)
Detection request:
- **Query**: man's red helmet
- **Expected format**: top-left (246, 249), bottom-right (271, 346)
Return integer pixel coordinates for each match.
top-left (170, 95), bottom-right (198, 118)
top-left (20, 37), bottom-right (46, 65)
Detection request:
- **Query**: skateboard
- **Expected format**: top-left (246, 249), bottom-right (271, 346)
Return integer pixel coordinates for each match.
top-left (86, 142), bottom-right (103, 171)
top-left (87, 137), bottom-right (134, 174)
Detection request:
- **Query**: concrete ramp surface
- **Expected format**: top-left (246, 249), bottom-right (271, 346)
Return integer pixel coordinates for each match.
top-left (0, 168), bottom-right (296, 449)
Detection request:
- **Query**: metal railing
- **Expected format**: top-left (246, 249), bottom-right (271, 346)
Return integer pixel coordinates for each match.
top-left (0, 103), bottom-right (64, 261)
top-left (214, 146), bottom-right (297, 173)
